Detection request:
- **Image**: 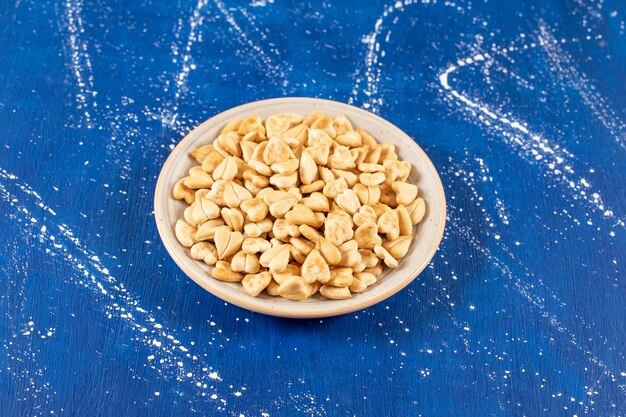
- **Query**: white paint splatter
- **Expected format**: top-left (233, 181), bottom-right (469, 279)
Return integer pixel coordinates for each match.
top-left (349, 2), bottom-right (621, 228)
top-left (538, 23), bottom-right (626, 152)
top-left (442, 156), bottom-right (626, 398)
top-left (153, 0), bottom-right (288, 133)
top-left (350, 0), bottom-right (463, 112)
top-left (164, 0), bottom-right (210, 124)
top-left (249, 0), bottom-right (274, 7)
top-left (212, 0), bottom-right (288, 88)
top-left (59, 0), bottom-right (97, 128)
top-left (439, 51), bottom-right (619, 223)
top-left (0, 168), bottom-right (57, 216)
top-left (0, 168), bottom-right (233, 408)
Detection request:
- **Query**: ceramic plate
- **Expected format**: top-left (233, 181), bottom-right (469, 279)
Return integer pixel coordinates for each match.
top-left (154, 98), bottom-right (446, 318)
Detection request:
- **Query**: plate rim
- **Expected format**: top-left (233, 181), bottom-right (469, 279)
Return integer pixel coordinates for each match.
top-left (154, 97), bottom-right (446, 318)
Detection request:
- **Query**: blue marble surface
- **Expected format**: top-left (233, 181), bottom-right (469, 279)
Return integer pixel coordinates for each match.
top-left (1, 0), bottom-right (625, 416)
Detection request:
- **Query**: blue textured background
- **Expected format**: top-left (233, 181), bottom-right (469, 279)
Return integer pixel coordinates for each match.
top-left (1, 0), bottom-right (625, 416)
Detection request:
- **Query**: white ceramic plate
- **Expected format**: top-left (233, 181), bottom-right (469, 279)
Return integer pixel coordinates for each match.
top-left (154, 98), bottom-right (446, 318)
